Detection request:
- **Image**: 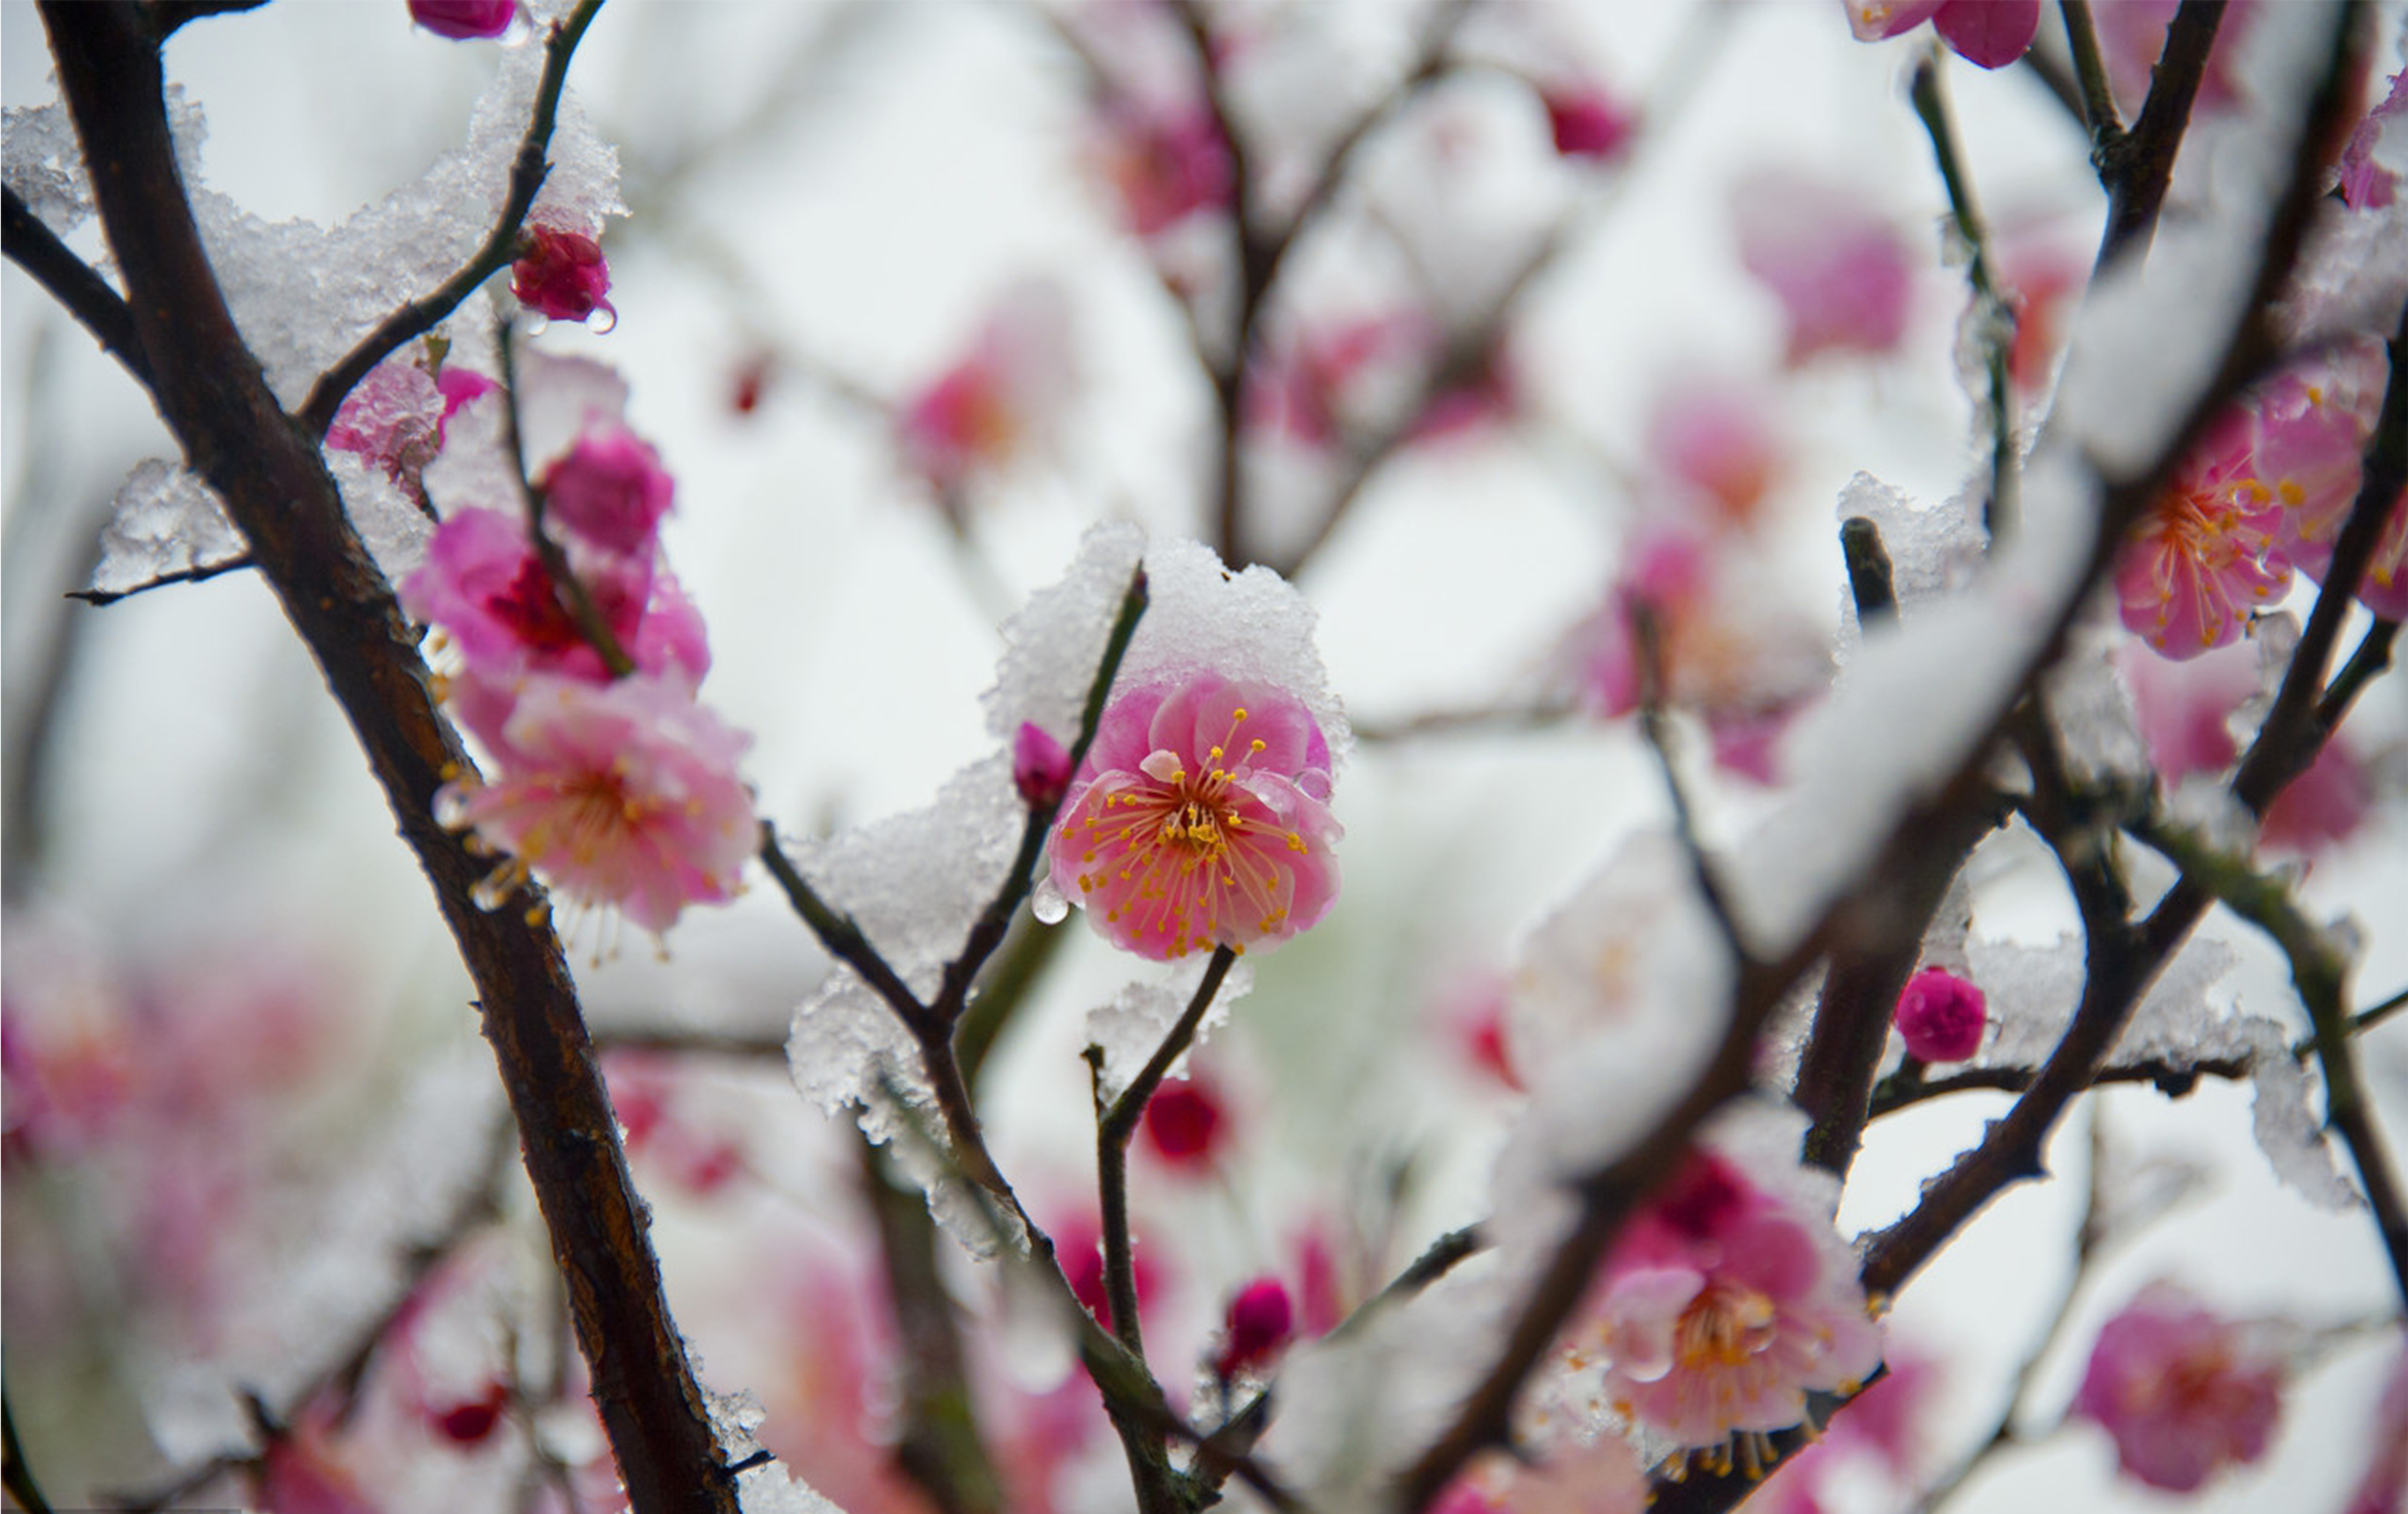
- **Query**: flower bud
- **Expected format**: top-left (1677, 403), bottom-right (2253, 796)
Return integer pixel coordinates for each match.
top-left (1895, 966), bottom-right (1986, 1063)
top-left (1213, 1276), bottom-right (1295, 1380)
top-left (410, 0), bottom-right (516, 41)
top-left (1012, 722), bottom-right (1073, 810)
top-left (513, 225), bottom-right (614, 326)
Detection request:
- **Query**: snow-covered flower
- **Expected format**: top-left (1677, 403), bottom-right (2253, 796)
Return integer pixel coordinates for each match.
top-left (513, 223), bottom-right (614, 327)
top-left (2115, 409), bottom-right (2292, 659)
top-left (538, 426), bottom-right (675, 559)
top-left (1735, 171), bottom-right (1916, 365)
top-left (1843, 0), bottom-right (2040, 70)
top-left (326, 360), bottom-right (445, 484)
top-left (1575, 1145), bottom-right (1883, 1452)
top-left (409, 0), bottom-right (516, 41)
top-left (437, 672), bottom-right (754, 933)
top-left (2074, 1283), bottom-right (2285, 1493)
top-left (1894, 967), bottom-right (1986, 1062)
top-left (1047, 671), bottom-right (1341, 961)
top-left (899, 276), bottom-right (1077, 496)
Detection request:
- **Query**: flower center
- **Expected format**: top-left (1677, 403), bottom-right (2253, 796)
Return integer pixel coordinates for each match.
top-left (1674, 1281), bottom-right (1779, 1370)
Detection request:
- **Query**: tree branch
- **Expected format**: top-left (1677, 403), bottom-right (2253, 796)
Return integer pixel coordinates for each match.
top-left (3, 186), bottom-right (152, 388)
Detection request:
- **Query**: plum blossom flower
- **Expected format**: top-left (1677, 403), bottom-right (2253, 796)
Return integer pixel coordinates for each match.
top-left (2338, 68), bottom-right (2408, 211)
top-left (539, 426), bottom-right (675, 558)
top-left (1735, 172), bottom-right (1917, 365)
top-left (1646, 379), bottom-right (1787, 529)
top-left (409, 0), bottom-right (516, 41)
top-left (1843, 0), bottom-right (2040, 70)
top-left (2074, 1283), bottom-right (2285, 1492)
top-left (1575, 1146), bottom-right (1882, 1454)
top-left (1894, 967), bottom-right (1985, 1062)
top-left (2115, 409), bottom-right (2292, 658)
top-left (513, 223), bottom-right (614, 328)
top-left (1094, 95), bottom-right (1234, 238)
top-left (1433, 1438), bottom-right (1650, 1514)
top-left (899, 276), bottom-right (1077, 497)
top-left (326, 360), bottom-right (445, 484)
top-left (1213, 1276), bottom-right (1296, 1380)
top-left (1540, 82), bottom-right (1636, 163)
top-left (437, 672), bottom-right (753, 932)
top-left (2258, 339), bottom-right (2403, 619)
top-left (1049, 672), bottom-right (1341, 961)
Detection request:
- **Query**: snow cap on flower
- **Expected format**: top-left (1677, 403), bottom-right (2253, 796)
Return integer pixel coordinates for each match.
top-left (327, 359), bottom-right (445, 484)
top-left (1844, 0), bottom-right (2040, 70)
top-left (436, 672), bottom-right (753, 933)
top-left (1573, 1105), bottom-right (1884, 1454)
top-left (1047, 670), bottom-right (1341, 961)
top-left (2074, 1283), bottom-right (2285, 1492)
top-left (539, 426), bottom-right (675, 559)
top-left (1894, 966), bottom-right (1986, 1062)
top-left (2116, 406), bottom-right (2293, 658)
top-left (1735, 170), bottom-right (1917, 364)
top-left (410, 0), bottom-right (516, 41)
top-left (513, 222), bottom-right (614, 328)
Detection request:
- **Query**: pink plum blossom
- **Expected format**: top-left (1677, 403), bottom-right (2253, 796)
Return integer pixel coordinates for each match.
top-left (2258, 339), bottom-right (2404, 619)
top-left (513, 223), bottom-right (614, 327)
top-left (2115, 409), bottom-right (2292, 658)
top-left (1540, 83), bottom-right (1636, 163)
top-left (2074, 1283), bottom-right (2285, 1493)
top-left (1894, 967), bottom-right (1986, 1062)
top-left (899, 277), bottom-right (1077, 496)
top-left (1735, 172), bottom-right (1917, 365)
top-left (1048, 672), bottom-right (1341, 961)
top-left (1435, 1440), bottom-right (1649, 1514)
top-left (325, 359), bottom-right (443, 483)
top-left (1094, 96), bottom-right (1234, 238)
top-left (1212, 1276), bottom-right (1295, 1380)
top-left (401, 507), bottom-right (710, 695)
top-left (1577, 1147), bottom-right (1883, 1451)
top-left (539, 426), bottom-right (675, 558)
top-left (435, 672), bottom-right (754, 933)
top-left (2338, 68), bottom-right (2408, 210)
top-left (1013, 720), bottom-right (1074, 810)
top-left (1844, 0), bottom-right (2040, 70)
top-left (2342, 1343), bottom-right (2408, 1514)
top-left (1647, 380), bottom-right (1786, 529)
top-left (409, 0), bottom-right (516, 41)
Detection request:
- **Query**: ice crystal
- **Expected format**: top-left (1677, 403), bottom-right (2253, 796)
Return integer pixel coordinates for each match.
top-left (91, 460), bottom-right (246, 597)
top-left (2, 100), bottom-right (91, 235)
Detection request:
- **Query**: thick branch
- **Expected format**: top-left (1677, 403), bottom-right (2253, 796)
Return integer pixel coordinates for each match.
top-left (38, 5), bottom-right (735, 1508)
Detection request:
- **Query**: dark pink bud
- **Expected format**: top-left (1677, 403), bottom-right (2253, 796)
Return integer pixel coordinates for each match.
top-left (410, 0), bottom-right (516, 41)
top-left (540, 428), bottom-right (675, 558)
top-left (1140, 1077), bottom-right (1225, 1169)
top-left (512, 226), bottom-right (614, 326)
top-left (1895, 967), bottom-right (1986, 1063)
top-left (1012, 722), bottom-right (1074, 810)
top-left (1542, 87), bottom-right (1634, 162)
top-left (1214, 1277), bottom-right (1295, 1380)
top-left (432, 1381), bottom-right (509, 1444)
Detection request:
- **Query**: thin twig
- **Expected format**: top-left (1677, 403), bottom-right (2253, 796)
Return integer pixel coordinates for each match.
top-left (1, 186), bottom-right (152, 387)
top-left (2096, 0), bottom-right (2226, 264)
top-left (1910, 51), bottom-right (2020, 537)
top-left (294, 0), bottom-right (606, 439)
top-left (494, 323), bottom-right (637, 677)
top-left (1629, 600), bottom-right (1746, 961)
top-left (2057, 0), bottom-right (2127, 155)
top-left (65, 553), bottom-right (256, 605)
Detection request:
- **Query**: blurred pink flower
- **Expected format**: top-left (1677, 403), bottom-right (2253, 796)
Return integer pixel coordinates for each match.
top-left (1140, 1075), bottom-right (1227, 1170)
top-left (1844, 0), bottom-right (2039, 69)
top-left (1647, 380), bottom-right (1786, 528)
top-left (1095, 96), bottom-right (1234, 237)
top-left (1998, 235), bottom-right (2086, 395)
top-left (900, 277), bottom-right (1076, 495)
top-left (2115, 409), bottom-right (2292, 659)
top-left (1582, 1148), bottom-right (1882, 1450)
top-left (1735, 172), bottom-right (1916, 364)
top-left (1435, 1438), bottom-right (1650, 1514)
top-left (1541, 82), bottom-right (1636, 162)
top-left (2094, 0), bottom-right (2258, 118)
top-left (539, 426), bottom-right (675, 559)
top-left (2343, 1343), bottom-right (2408, 1514)
top-left (326, 360), bottom-right (443, 484)
top-left (437, 672), bottom-right (753, 933)
top-left (1894, 967), bottom-right (1985, 1062)
top-left (513, 224), bottom-right (614, 327)
top-left (2260, 738), bottom-right (2372, 856)
top-left (2260, 339), bottom-right (2403, 619)
top-left (1247, 315), bottom-right (1411, 450)
top-left (1212, 1276), bottom-right (1295, 1380)
top-left (255, 1399), bottom-right (378, 1514)
top-left (1049, 672), bottom-right (1341, 961)
top-left (409, 0), bottom-right (516, 41)
top-left (2074, 1283), bottom-right (2284, 1493)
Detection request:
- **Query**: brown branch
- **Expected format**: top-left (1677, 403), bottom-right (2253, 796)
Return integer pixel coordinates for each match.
top-left (65, 553), bottom-right (255, 605)
top-left (3, 186), bottom-right (152, 387)
top-left (2097, 0), bottom-right (2225, 264)
top-left (37, 5), bottom-right (736, 1508)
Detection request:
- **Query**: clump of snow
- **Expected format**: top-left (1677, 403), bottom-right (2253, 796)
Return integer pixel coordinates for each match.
top-left (1502, 831), bottom-right (1735, 1178)
top-left (91, 459), bottom-right (246, 597)
top-left (1081, 955), bottom-right (1255, 1104)
top-left (327, 449), bottom-right (434, 582)
top-left (984, 521), bottom-right (1147, 746)
top-left (736, 1464), bottom-right (848, 1514)
top-left (2, 100), bottom-right (91, 234)
top-left (176, 38), bottom-right (623, 407)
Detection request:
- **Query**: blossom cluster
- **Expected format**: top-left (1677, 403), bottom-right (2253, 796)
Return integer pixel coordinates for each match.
top-left (396, 390), bottom-right (753, 934)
